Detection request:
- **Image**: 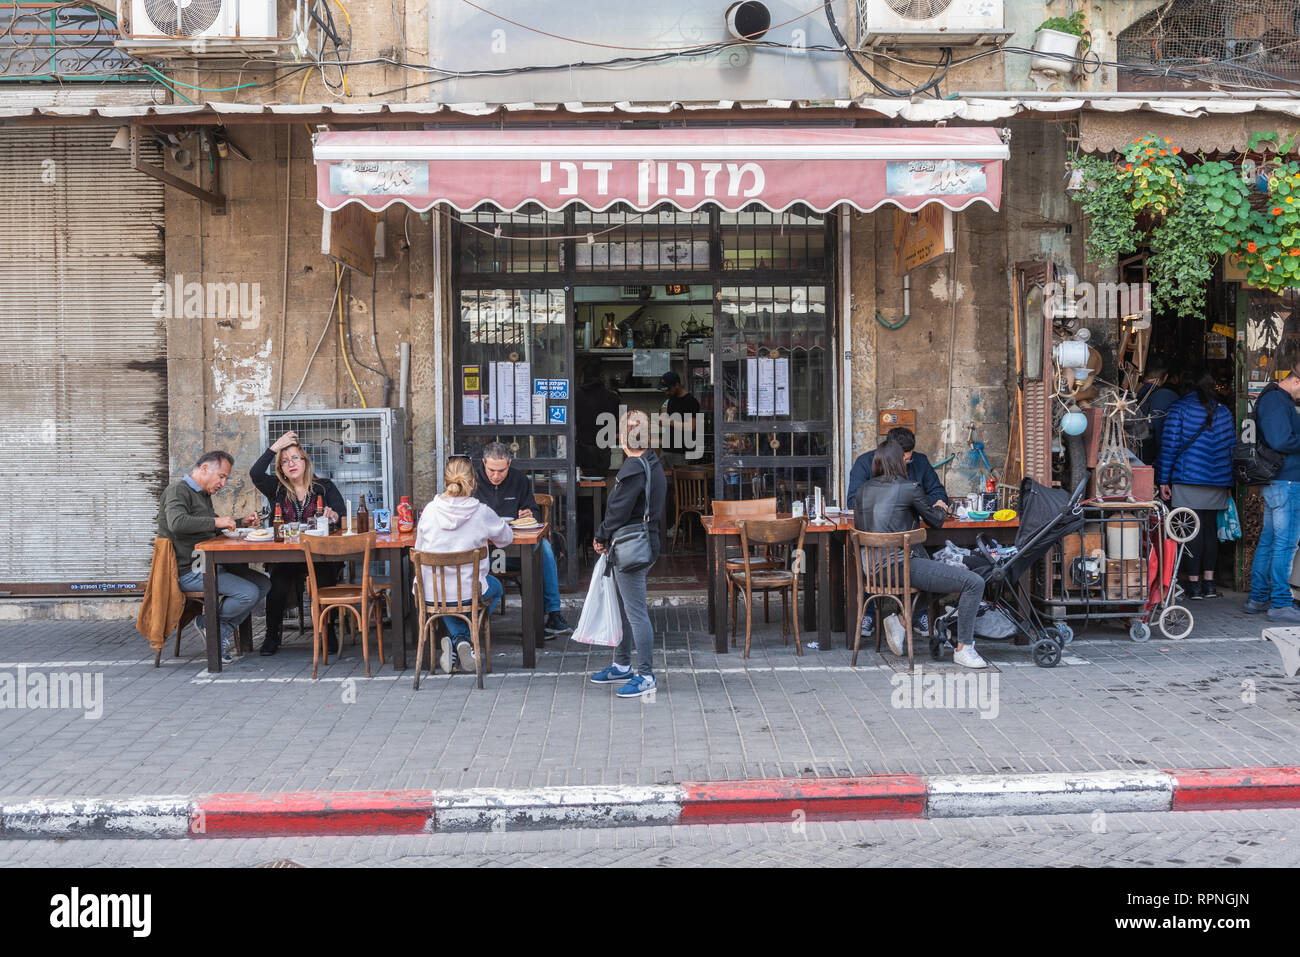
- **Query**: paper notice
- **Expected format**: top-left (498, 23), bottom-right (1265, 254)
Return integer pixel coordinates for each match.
top-left (487, 362), bottom-right (499, 424)
top-left (746, 357), bottom-right (758, 415)
top-left (757, 357), bottom-right (775, 417)
top-left (532, 393), bottom-right (546, 424)
top-left (774, 357), bottom-right (790, 416)
top-left (497, 361), bottom-right (515, 425)
top-left (463, 395), bottom-right (481, 426)
top-left (514, 362), bottom-right (532, 425)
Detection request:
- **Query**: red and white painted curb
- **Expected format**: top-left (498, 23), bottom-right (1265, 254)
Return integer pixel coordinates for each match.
top-left (3, 767), bottom-right (1298, 839)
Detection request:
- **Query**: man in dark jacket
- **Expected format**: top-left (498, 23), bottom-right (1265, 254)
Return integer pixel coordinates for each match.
top-left (575, 363), bottom-right (621, 474)
top-left (847, 427), bottom-right (947, 511)
top-left (589, 410), bottom-right (667, 699)
top-left (1246, 367), bottom-right (1300, 620)
top-left (475, 442), bottom-right (571, 635)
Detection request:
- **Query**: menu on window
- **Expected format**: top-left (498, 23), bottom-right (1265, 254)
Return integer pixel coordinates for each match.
top-left (514, 362), bottom-right (532, 425)
top-left (756, 356), bottom-right (775, 417)
top-left (746, 357), bottom-right (758, 415)
top-left (496, 361), bottom-right (515, 425)
top-left (773, 357), bottom-right (790, 416)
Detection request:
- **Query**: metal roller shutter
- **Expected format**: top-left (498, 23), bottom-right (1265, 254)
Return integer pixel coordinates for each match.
top-left (0, 127), bottom-right (166, 594)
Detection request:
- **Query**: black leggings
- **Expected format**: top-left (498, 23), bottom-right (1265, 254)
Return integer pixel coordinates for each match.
top-left (1185, 509), bottom-right (1220, 577)
top-left (265, 562), bottom-right (339, 640)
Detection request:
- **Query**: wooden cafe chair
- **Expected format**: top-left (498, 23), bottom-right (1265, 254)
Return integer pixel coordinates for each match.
top-left (712, 498), bottom-right (780, 632)
top-left (411, 546), bottom-right (493, 691)
top-left (848, 527), bottom-right (931, 671)
top-left (300, 531), bottom-right (384, 680)
top-left (727, 517), bottom-right (808, 658)
top-left (670, 466), bottom-right (713, 554)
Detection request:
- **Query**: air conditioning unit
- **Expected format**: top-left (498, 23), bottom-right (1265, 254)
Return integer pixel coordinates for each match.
top-left (122, 0), bottom-right (286, 54)
top-left (857, 0), bottom-right (1011, 48)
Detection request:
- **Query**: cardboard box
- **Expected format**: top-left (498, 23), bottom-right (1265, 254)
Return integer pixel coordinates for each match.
top-left (1105, 558), bottom-right (1146, 601)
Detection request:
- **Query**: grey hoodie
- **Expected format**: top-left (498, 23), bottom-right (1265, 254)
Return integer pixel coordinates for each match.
top-left (414, 493), bottom-right (514, 602)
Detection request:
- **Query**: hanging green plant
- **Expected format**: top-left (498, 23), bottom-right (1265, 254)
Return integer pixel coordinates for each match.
top-left (1235, 161), bottom-right (1300, 292)
top-left (1069, 154), bottom-right (1141, 265)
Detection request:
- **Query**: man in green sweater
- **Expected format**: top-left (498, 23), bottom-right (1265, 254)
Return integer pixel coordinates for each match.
top-left (158, 450), bottom-right (268, 663)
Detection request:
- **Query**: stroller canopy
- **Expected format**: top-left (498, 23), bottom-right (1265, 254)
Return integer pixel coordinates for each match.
top-left (1015, 478), bottom-right (1084, 549)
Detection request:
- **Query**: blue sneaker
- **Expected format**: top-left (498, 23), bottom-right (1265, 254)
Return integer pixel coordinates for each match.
top-left (590, 663), bottom-right (633, 684)
top-left (1244, 599), bottom-right (1268, 614)
top-left (616, 674), bottom-right (657, 698)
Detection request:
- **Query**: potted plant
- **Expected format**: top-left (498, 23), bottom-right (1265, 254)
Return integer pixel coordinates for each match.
top-left (1032, 11), bottom-right (1089, 75)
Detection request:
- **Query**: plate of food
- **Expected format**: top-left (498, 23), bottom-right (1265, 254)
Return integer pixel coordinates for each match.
top-left (245, 528), bottom-right (275, 542)
top-left (510, 518), bottom-right (542, 530)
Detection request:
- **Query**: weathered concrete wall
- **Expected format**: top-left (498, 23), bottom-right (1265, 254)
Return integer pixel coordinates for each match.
top-left (163, 126), bottom-right (433, 517)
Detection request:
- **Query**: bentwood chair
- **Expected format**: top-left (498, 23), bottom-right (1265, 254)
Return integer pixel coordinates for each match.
top-left (670, 467), bottom-right (713, 554)
top-left (300, 531), bottom-right (384, 679)
top-left (728, 517), bottom-right (808, 658)
top-left (411, 546), bottom-right (492, 690)
top-left (498, 492), bottom-right (552, 612)
top-left (849, 527), bottom-right (929, 671)
top-left (712, 498), bottom-right (781, 631)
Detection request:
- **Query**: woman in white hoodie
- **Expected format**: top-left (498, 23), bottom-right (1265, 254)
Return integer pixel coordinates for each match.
top-left (415, 456), bottom-right (514, 673)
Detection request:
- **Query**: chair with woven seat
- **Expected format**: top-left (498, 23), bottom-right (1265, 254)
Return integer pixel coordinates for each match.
top-left (727, 517), bottom-right (807, 658)
top-left (498, 492), bottom-right (552, 612)
top-left (670, 466), bottom-right (712, 554)
top-left (713, 497), bottom-right (781, 633)
top-left (849, 527), bottom-right (930, 670)
top-left (300, 531), bottom-right (384, 679)
top-left (411, 546), bottom-right (493, 690)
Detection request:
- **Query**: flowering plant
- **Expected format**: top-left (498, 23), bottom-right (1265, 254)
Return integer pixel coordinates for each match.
top-left (1234, 161), bottom-right (1300, 292)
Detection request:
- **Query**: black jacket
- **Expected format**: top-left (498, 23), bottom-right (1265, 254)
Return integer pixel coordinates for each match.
top-left (250, 447), bottom-right (346, 524)
top-left (597, 451), bottom-right (667, 552)
top-left (847, 450), bottom-right (946, 510)
top-left (854, 477), bottom-right (946, 535)
top-left (474, 465), bottom-right (537, 519)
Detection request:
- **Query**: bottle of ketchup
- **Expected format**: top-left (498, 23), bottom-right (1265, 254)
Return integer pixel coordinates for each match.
top-left (396, 495), bottom-right (415, 534)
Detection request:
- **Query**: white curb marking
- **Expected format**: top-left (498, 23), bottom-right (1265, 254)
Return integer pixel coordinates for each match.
top-left (926, 770), bottom-right (1174, 818)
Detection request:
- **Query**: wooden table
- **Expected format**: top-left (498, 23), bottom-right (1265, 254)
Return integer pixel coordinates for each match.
top-left (836, 516), bottom-right (1020, 649)
top-left (194, 530), bottom-right (415, 675)
top-left (700, 514), bottom-right (839, 654)
top-left (492, 523), bottom-right (549, 669)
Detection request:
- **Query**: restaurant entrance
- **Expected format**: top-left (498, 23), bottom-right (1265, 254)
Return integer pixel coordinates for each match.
top-left (450, 203), bottom-right (836, 589)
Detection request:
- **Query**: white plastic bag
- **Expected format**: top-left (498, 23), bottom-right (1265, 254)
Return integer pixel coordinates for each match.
top-left (934, 541), bottom-right (971, 567)
top-left (571, 555), bottom-right (623, 647)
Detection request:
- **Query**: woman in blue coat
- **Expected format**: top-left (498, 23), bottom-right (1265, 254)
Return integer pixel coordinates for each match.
top-left (1156, 372), bottom-right (1236, 599)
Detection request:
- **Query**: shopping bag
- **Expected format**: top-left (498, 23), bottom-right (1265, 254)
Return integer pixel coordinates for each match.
top-left (571, 555), bottom-right (622, 647)
top-left (1217, 497), bottom-right (1242, 542)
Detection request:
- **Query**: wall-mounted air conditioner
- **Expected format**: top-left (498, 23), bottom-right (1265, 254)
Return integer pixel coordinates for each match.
top-left (120, 0), bottom-right (289, 54)
top-left (857, 0), bottom-right (1012, 48)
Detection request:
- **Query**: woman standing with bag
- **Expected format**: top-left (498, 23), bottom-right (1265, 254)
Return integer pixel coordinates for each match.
top-left (589, 410), bottom-right (667, 699)
top-left (1156, 372), bottom-right (1236, 599)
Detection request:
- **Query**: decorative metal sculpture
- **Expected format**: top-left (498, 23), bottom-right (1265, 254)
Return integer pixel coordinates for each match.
top-left (1096, 389), bottom-right (1136, 497)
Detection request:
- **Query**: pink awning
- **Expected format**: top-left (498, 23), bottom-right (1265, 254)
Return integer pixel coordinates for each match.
top-left (312, 127), bottom-right (1007, 215)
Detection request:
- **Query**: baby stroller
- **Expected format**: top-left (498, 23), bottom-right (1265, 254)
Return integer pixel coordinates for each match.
top-left (932, 477), bottom-right (1088, 668)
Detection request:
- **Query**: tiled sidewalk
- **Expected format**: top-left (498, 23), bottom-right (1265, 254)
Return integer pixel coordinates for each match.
top-left (0, 591), bottom-right (1294, 800)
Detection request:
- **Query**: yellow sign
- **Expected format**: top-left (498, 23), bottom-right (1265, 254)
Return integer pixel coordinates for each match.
top-left (893, 205), bottom-right (953, 276)
top-left (321, 205), bottom-right (378, 276)
top-left (1211, 323), bottom-right (1235, 339)
top-left (462, 365), bottom-right (480, 394)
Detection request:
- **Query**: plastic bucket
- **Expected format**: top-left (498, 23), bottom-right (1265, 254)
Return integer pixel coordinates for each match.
top-left (1106, 521), bottom-right (1142, 560)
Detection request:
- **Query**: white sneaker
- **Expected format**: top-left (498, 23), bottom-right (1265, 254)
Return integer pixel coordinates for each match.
top-left (439, 637), bottom-right (453, 675)
top-left (953, 645), bottom-right (988, 669)
top-left (884, 614), bottom-right (907, 656)
top-left (456, 639), bottom-right (475, 671)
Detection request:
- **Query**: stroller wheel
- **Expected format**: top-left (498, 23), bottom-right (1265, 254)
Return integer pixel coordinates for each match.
top-left (1032, 637), bottom-right (1062, 668)
top-left (1158, 604), bottom-right (1194, 640)
top-left (1053, 622), bottom-right (1075, 645)
top-left (1164, 507), bottom-right (1200, 544)
top-left (1129, 621), bottom-right (1151, 643)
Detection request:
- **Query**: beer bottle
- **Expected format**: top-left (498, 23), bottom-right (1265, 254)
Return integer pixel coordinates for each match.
top-left (357, 493), bottom-right (370, 534)
top-left (273, 504), bottom-right (284, 542)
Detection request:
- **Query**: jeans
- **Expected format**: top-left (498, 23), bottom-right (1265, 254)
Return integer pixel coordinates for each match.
top-left (177, 566), bottom-right (271, 646)
top-left (505, 539), bottom-right (561, 614)
top-left (441, 574), bottom-right (503, 639)
top-left (889, 555), bottom-right (984, 648)
top-left (612, 562), bottom-right (654, 676)
top-left (1249, 480), bottom-right (1300, 608)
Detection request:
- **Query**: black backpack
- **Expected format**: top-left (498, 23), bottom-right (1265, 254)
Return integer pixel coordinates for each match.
top-left (1233, 383), bottom-right (1285, 485)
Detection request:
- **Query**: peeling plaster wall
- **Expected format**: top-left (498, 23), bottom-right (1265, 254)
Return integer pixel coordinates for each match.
top-left (163, 127), bottom-right (432, 518)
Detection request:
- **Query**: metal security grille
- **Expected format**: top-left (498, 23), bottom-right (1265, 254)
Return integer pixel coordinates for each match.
top-left (0, 127), bottom-right (165, 594)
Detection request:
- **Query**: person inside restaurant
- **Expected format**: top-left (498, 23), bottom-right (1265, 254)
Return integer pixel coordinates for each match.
top-left (157, 450), bottom-right (268, 665)
top-left (474, 441), bottom-right (573, 636)
top-left (855, 439), bottom-right (987, 668)
top-left (1134, 360), bottom-right (1179, 466)
top-left (847, 426), bottom-right (947, 513)
top-left (249, 431), bottom-right (346, 657)
top-left (575, 361), bottom-right (621, 477)
top-left (655, 370), bottom-right (703, 469)
top-left (416, 456), bottom-right (515, 673)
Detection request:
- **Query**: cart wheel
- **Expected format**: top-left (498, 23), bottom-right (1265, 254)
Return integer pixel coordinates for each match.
top-left (1053, 622), bottom-right (1075, 645)
top-left (1164, 507), bottom-right (1200, 543)
top-left (1158, 604), bottom-right (1194, 640)
top-left (1032, 638), bottom-right (1062, 668)
top-left (1129, 620), bottom-right (1151, 642)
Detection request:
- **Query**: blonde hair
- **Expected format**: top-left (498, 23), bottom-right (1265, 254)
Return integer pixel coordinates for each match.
top-left (622, 409), bottom-right (650, 451)
top-left (443, 457), bottom-right (476, 498)
top-left (275, 443), bottom-right (317, 500)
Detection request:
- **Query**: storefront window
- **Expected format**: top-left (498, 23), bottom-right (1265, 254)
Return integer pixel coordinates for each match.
top-left (573, 204), bottom-right (710, 271)
top-left (720, 207), bottom-right (825, 272)
top-left (458, 205), bottom-right (564, 274)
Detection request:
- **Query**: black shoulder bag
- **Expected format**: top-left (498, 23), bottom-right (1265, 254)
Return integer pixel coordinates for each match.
top-left (1233, 384), bottom-right (1285, 486)
top-left (610, 456), bottom-right (656, 573)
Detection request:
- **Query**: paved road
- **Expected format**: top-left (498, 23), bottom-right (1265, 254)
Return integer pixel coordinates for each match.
top-left (1, 808), bottom-right (1296, 868)
top-left (0, 592), bottom-right (1295, 800)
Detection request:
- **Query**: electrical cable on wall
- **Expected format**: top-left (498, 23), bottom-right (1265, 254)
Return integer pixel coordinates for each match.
top-left (336, 264), bottom-right (368, 408)
top-left (284, 263), bottom-right (345, 409)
